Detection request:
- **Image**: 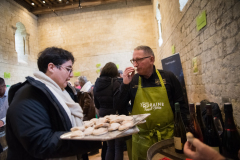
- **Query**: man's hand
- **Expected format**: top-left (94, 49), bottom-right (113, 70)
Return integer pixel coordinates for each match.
top-left (0, 121), bottom-right (4, 127)
top-left (184, 138), bottom-right (224, 160)
top-left (123, 67), bottom-right (135, 84)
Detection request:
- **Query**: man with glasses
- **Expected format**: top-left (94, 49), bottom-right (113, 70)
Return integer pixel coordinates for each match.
top-left (6, 47), bottom-right (100, 160)
top-left (115, 46), bottom-right (189, 160)
top-left (0, 77), bottom-right (8, 128)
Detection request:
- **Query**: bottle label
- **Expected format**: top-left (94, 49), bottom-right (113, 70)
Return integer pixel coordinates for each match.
top-left (174, 137), bottom-right (182, 150)
top-left (211, 147), bottom-right (219, 153)
top-left (225, 128), bottom-right (236, 131)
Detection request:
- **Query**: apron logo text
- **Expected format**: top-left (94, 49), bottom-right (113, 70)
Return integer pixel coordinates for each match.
top-left (140, 102), bottom-right (164, 111)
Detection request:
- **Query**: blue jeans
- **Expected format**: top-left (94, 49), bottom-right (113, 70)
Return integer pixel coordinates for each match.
top-left (106, 138), bottom-right (125, 160)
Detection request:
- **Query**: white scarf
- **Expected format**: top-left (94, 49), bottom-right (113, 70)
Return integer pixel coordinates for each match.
top-left (33, 71), bottom-right (83, 127)
top-left (80, 81), bottom-right (92, 92)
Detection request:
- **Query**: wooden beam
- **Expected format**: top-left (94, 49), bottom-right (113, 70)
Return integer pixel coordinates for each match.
top-left (25, 0), bottom-right (38, 8)
top-left (50, 0), bottom-right (58, 4)
top-left (61, 0), bottom-right (67, 4)
top-left (32, 0), bottom-right (127, 14)
top-left (32, 0), bottom-right (43, 7)
top-left (36, 0), bottom-right (50, 6)
top-left (36, 0), bottom-right (44, 5)
top-left (44, 0), bottom-right (54, 5)
top-left (13, 0), bottom-right (33, 10)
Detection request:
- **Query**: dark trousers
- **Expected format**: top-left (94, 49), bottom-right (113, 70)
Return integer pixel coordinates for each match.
top-left (82, 153), bottom-right (89, 160)
top-left (101, 141), bottom-right (107, 160)
top-left (106, 138), bottom-right (124, 160)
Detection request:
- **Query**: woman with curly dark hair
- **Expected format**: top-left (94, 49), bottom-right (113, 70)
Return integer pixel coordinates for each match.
top-left (93, 62), bottom-right (127, 160)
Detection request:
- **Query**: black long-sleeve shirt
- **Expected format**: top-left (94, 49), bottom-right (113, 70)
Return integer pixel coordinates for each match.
top-left (114, 66), bottom-right (189, 124)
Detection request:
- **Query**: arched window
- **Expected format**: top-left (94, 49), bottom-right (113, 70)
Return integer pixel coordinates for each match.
top-left (156, 2), bottom-right (163, 46)
top-left (179, 0), bottom-right (188, 11)
top-left (15, 22), bottom-right (29, 64)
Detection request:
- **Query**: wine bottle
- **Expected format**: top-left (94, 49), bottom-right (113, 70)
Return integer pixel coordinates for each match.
top-left (196, 102), bottom-right (207, 142)
top-left (188, 103), bottom-right (204, 142)
top-left (222, 103), bottom-right (240, 159)
top-left (174, 102), bottom-right (187, 154)
top-left (204, 104), bottom-right (221, 153)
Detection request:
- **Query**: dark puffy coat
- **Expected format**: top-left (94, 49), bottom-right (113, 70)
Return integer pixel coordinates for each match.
top-left (6, 77), bottom-right (100, 160)
top-left (77, 88), bottom-right (96, 121)
top-left (93, 76), bottom-right (127, 117)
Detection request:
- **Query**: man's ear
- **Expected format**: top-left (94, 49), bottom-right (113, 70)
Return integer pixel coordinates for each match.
top-left (48, 63), bottom-right (55, 73)
top-left (150, 56), bottom-right (155, 64)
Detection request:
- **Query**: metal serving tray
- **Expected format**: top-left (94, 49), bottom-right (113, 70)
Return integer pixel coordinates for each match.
top-left (60, 113), bottom-right (150, 141)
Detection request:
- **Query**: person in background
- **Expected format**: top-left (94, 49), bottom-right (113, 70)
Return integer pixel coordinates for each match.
top-left (6, 47), bottom-right (100, 160)
top-left (0, 77), bottom-right (8, 154)
top-left (118, 70), bottom-right (123, 78)
top-left (77, 76), bottom-right (95, 121)
top-left (0, 77), bottom-right (8, 128)
top-left (117, 70), bottom-right (123, 83)
top-left (184, 137), bottom-right (240, 160)
top-left (115, 45), bottom-right (189, 160)
top-left (74, 80), bottom-right (81, 91)
top-left (79, 76), bottom-right (92, 92)
top-left (97, 67), bottom-right (106, 160)
top-left (65, 82), bottom-right (89, 160)
top-left (77, 76), bottom-right (98, 157)
top-left (93, 62), bottom-right (126, 160)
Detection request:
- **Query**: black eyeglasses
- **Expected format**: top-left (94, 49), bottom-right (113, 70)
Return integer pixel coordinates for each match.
top-left (130, 56), bottom-right (151, 64)
top-left (57, 65), bottom-right (73, 74)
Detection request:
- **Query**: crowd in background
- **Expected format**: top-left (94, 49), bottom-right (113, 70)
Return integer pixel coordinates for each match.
top-left (0, 46), bottom-right (238, 160)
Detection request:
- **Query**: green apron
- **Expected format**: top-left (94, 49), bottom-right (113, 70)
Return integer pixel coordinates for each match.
top-left (128, 70), bottom-right (174, 160)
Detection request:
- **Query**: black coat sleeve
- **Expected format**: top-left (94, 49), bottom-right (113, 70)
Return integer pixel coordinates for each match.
top-left (7, 85), bottom-right (100, 159)
top-left (113, 82), bottom-right (131, 110)
top-left (93, 89), bottom-right (101, 109)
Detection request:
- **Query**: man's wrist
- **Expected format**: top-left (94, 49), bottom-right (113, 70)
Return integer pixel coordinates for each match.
top-left (122, 80), bottom-right (130, 85)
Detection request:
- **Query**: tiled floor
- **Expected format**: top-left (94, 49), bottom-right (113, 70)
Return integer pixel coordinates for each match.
top-left (89, 149), bottom-right (129, 160)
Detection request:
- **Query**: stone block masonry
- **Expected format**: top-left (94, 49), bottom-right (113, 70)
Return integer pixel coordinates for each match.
top-left (1, 0), bottom-right (239, 129)
top-left (37, 0), bottom-right (156, 84)
top-left (152, 0), bottom-right (240, 128)
top-left (0, 0), bottom-right (39, 85)
top-left (1, 0), bottom-right (156, 85)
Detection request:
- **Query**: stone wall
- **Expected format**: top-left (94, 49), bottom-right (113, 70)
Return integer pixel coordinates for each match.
top-left (153, 0), bottom-right (240, 126)
top-left (2, 0), bottom-right (239, 127)
top-left (0, 0), bottom-right (39, 85)
top-left (37, 0), bottom-right (156, 84)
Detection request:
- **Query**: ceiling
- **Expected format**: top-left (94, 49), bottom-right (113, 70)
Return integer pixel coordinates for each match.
top-left (14, 0), bottom-right (128, 15)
